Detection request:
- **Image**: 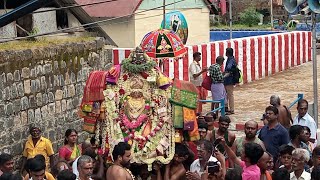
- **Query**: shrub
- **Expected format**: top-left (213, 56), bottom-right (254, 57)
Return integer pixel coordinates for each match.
top-left (239, 7), bottom-right (261, 27)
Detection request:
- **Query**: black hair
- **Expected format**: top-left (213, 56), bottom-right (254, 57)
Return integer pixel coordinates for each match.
top-left (219, 116), bottom-right (231, 124)
top-left (193, 52), bottom-right (201, 59)
top-left (51, 160), bottom-right (70, 177)
top-left (83, 148), bottom-right (97, 160)
top-left (57, 170), bottom-right (76, 180)
top-left (29, 126), bottom-right (41, 134)
top-left (0, 172), bottom-right (23, 180)
top-left (199, 140), bottom-right (213, 153)
top-left (289, 125), bottom-right (303, 140)
top-left (112, 142), bottom-right (131, 161)
top-left (244, 142), bottom-right (264, 165)
top-left (0, 153), bottom-right (13, 166)
top-left (64, 129), bottom-right (78, 145)
top-left (303, 126), bottom-right (311, 133)
top-left (279, 145), bottom-right (295, 156)
top-left (272, 168), bottom-right (290, 180)
top-left (216, 56), bottom-right (224, 64)
top-left (313, 146), bottom-right (320, 156)
top-left (225, 168), bottom-right (242, 180)
top-left (28, 157), bottom-right (46, 172)
top-left (34, 154), bottom-right (45, 165)
top-left (311, 166), bottom-right (320, 180)
top-left (175, 143), bottom-right (189, 157)
top-left (226, 48), bottom-right (234, 57)
top-left (198, 121), bottom-right (208, 131)
top-left (297, 99), bottom-right (308, 108)
top-left (90, 135), bottom-right (102, 146)
top-left (265, 105), bottom-right (279, 115)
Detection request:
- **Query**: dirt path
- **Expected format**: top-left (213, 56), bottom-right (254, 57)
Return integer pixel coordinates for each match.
top-left (203, 55), bottom-right (320, 128)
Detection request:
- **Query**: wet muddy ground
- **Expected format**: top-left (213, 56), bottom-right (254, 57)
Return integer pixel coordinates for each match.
top-left (202, 55), bottom-right (320, 130)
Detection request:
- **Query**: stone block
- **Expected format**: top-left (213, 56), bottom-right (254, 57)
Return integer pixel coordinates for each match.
top-left (0, 90), bottom-right (2, 101)
top-left (59, 75), bottom-right (65, 86)
top-left (3, 87), bottom-right (10, 100)
top-left (21, 67), bottom-right (30, 79)
top-left (36, 93), bottom-right (42, 107)
top-left (40, 76), bottom-right (47, 91)
top-left (0, 73), bottom-right (5, 89)
top-left (10, 83), bottom-right (17, 99)
top-left (48, 92), bottom-right (54, 103)
top-left (6, 73), bottom-right (13, 84)
top-left (27, 109), bottom-right (35, 124)
top-left (0, 104), bottom-right (4, 116)
top-left (14, 70), bottom-right (20, 82)
top-left (48, 76), bottom-right (53, 88)
top-left (13, 99), bottom-right (21, 113)
top-left (53, 61), bottom-right (59, 72)
top-left (48, 103), bottom-right (55, 114)
top-left (24, 80), bottom-right (31, 94)
top-left (61, 100), bottom-right (66, 112)
top-left (42, 93), bottom-right (48, 105)
top-left (30, 80), bottom-right (36, 93)
top-left (35, 79), bottom-right (41, 93)
top-left (44, 64), bottom-right (52, 75)
top-left (75, 84), bottom-right (83, 96)
top-left (55, 90), bottom-right (63, 100)
top-left (4, 117), bottom-right (14, 129)
top-left (68, 85), bottom-right (75, 97)
top-left (72, 97), bottom-right (80, 108)
top-left (5, 103), bottom-right (13, 116)
top-left (12, 131), bottom-right (22, 143)
top-left (11, 143), bottom-right (23, 156)
top-left (21, 111), bottom-right (28, 126)
top-left (66, 99), bottom-right (73, 110)
top-left (62, 86), bottom-right (68, 98)
top-left (13, 114), bottom-right (21, 127)
top-left (77, 71), bottom-right (82, 82)
top-left (53, 75), bottom-right (59, 87)
top-left (71, 72), bottom-right (76, 84)
top-left (61, 61), bottom-right (66, 69)
top-left (17, 82), bottom-right (24, 97)
top-left (55, 101), bottom-right (61, 114)
top-left (41, 105), bottom-right (48, 120)
top-left (65, 72), bottom-right (70, 85)
top-left (34, 108), bottom-right (42, 123)
top-left (30, 68), bottom-right (36, 78)
top-left (29, 95), bottom-right (36, 108)
top-left (20, 97), bottom-right (29, 110)
top-left (36, 65), bottom-right (43, 76)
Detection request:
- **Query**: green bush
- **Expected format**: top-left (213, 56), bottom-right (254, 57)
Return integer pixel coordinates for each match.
top-left (239, 7), bottom-right (261, 27)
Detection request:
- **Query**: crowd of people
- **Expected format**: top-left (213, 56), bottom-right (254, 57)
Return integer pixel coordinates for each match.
top-left (0, 47), bottom-right (319, 180)
top-left (0, 97), bottom-right (319, 180)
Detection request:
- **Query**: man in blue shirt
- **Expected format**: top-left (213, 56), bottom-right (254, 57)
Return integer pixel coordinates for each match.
top-left (224, 48), bottom-right (237, 114)
top-left (258, 106), bottom-right (290, 163)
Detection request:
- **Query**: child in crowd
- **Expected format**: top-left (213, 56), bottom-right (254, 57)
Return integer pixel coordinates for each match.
top-left (278, 145), bottom-right (294, 172)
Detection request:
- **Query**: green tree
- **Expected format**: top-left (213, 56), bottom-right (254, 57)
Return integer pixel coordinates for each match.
top-left (239, 7), bottom-right (261, 27)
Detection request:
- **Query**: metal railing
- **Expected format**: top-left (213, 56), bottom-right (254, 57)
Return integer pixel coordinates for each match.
top-left (199, 99), bottom-right (225, 116)
top-left (288, 93), bottom-right (304, 109)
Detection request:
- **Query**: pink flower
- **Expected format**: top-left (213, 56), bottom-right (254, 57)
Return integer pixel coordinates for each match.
top-left (145, 105), bottom-right (151, 110)
top-left (123, 74), bottom-right (128, 81)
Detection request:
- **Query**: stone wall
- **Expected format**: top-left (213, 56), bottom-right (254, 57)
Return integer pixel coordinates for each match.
top-left (0, 38), bottom-right (112, 168)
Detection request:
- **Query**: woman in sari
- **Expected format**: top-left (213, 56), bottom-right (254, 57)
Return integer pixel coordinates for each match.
top-left (58, 129), bottom-right (81, 165)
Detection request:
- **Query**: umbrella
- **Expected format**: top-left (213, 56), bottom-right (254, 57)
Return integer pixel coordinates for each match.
top-left (140, 29), bottom-right (187, 59)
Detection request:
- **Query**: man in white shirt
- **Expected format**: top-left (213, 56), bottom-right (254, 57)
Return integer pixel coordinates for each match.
top-left (290, 148), bottom-right (311, 180)
top-left (293, 99), bottom-right (317, 146)
top-left (188, 52), bottom-right (207, 114)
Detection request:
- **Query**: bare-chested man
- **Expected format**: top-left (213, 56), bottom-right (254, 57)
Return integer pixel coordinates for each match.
top-left (165, 143), bottom-right (189, 180)
top-left (270, 95), bottom-right (292, 129)
top-left (106, 142), bottom-right (133, 180)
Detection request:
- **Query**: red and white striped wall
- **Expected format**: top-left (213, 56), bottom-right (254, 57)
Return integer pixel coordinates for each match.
top-left (112, 31), bottom-right (312, 84)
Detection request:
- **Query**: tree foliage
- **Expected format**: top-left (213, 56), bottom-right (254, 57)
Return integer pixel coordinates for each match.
top-left (239, 7), bottom-right (261, 27)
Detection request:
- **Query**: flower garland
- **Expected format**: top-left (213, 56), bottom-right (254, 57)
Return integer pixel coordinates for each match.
top-left (120, 114), bottom-right (148, 129)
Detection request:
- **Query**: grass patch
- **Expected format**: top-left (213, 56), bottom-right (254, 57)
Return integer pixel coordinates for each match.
top-left (211, 24), bottom-right (272, 30)
top-left (0, 36), bottom-right (96, 51)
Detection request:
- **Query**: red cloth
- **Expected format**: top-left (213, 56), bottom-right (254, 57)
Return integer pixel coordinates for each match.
top-left (187, 141), bottom-right (198, 160)
top-left (82, 71), bottom-right (108, 103)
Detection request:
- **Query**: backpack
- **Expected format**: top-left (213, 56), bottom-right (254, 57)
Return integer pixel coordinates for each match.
top-left (232, 65), bottom-right (242, 84)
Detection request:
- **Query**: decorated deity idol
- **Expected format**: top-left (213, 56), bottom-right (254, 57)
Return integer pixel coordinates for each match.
top-left (101, 46), bottom-right (174, 166)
